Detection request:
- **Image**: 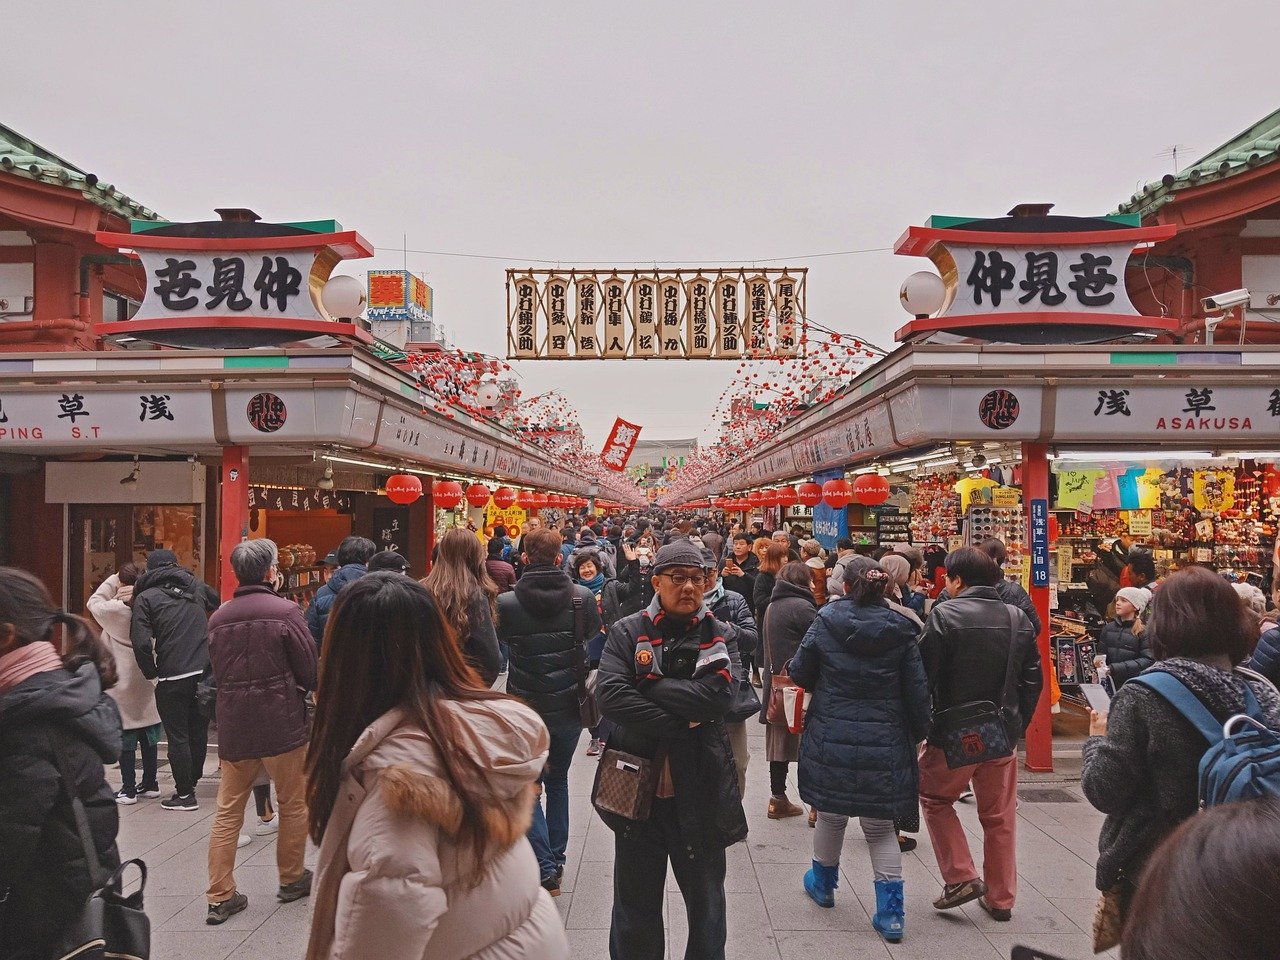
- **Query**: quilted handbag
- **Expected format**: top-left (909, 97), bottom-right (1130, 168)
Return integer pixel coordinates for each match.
top-left (931, 604), bottom-right (1019, 769)
top-left (591, 746), bottom-right (664, 821)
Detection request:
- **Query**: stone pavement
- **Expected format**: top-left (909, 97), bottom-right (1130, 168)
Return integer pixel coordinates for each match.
top-left (115, 722), bottom-right (1112, 960)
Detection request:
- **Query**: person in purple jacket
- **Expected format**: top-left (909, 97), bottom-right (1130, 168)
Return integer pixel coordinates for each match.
top-left (204, 539), bottom-right (318, 925)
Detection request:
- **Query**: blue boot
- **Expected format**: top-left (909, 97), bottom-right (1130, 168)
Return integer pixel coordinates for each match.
top-left (803, 860), bottom-right (839, 908)
top-left (872, 879), bottom-right (905, 943)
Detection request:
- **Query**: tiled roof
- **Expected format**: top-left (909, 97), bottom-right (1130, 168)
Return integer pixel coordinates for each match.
top-left (0, 122), bottom-right (161, 222)
top-left (1117, 107), bottom-right (1280, 220)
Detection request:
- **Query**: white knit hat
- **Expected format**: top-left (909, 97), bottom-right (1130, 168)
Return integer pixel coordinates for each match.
top-left (1115, 586), bottom-right (1153, 617)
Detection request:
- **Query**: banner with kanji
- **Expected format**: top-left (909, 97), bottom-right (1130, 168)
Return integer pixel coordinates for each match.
top-left (600, 418), bottom-right (642, 471)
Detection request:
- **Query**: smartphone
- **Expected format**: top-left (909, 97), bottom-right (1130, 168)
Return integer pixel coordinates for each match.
top-left (1080, 682), bottom-right (1112, 714)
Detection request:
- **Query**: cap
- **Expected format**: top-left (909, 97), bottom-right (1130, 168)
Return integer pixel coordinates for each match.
top-left (652, 541), bottom-right (708, 575)
top-left (146, 548), bottom-right (178, 571)
top-left (321, 550), bottom-right (339, 566)
top-left (367, 550), bottom-right (411, 574)
top-left (699, 548), bottom-right (717, 570)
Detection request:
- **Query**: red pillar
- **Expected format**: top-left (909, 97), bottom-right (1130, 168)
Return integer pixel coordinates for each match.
top-left (219, 446), bottom-right (249, 602)
top-left (423, 478), bottom-right (435, 575)
top-left (1022, 441), bottom-right (1053, 772)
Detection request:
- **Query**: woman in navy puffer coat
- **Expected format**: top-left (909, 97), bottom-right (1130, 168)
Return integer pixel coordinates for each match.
top-left (790, 556), bottom-right (931, 943)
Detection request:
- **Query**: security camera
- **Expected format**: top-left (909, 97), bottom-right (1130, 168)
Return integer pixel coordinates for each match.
top-left (1202, 289), bottom-right (1251, 312)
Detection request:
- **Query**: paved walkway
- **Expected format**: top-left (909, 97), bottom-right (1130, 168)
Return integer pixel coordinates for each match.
top-left (116, 722), bottom-right (1112, 960)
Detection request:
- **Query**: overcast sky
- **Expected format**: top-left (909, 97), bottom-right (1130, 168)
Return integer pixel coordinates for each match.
top-left (7, 1), bottom-right (1280, 446)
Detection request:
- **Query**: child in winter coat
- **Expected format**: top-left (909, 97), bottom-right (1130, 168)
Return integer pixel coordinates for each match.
top-left (1098, 586), bottom-right (1154, 689)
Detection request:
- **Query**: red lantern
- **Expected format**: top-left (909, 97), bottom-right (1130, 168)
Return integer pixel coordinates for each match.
top-left (433, 479), bottom-right (464, 509)
top-left (465, 482), bottom-right (491, 508)
top-left (822, 478), bottom-right (854, 508)
top-left (492, 486), bottom-right (517, 509)
top-left (516, 489), bottom-right (537, 508)
top-left (386, 474), bottom-right (423, 505)
top-left (548, 494), bottom-right (565, 507)
top-left (760, 488), bottom-right (782, 507)
top-left (852, 474), bottom-right (890, 506)
top-left (530, 491), bottom-right (549, 509)
top-left (747, 490), bottom-right (766, 507)
top-left (796, 482), bottom-right (823, 507)
top-left (775, 485), bottom-right (799, 507)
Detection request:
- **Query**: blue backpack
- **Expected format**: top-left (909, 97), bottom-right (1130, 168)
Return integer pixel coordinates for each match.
top-left (1131, 669), bottom-right (1280, 808)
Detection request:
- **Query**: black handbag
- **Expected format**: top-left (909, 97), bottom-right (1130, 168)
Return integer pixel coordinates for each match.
top-left (572, 596), bottom-right (602, 729)
top-left (50, 733), bottom-right (151, 960)
top-left (727, 676), bottom-right (762, 722)
top-left (931, 604), bottom-right (1020, 769)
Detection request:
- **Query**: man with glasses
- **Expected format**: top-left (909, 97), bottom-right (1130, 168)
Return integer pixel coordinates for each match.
top-left (596, 541), bottom-right (748, 960)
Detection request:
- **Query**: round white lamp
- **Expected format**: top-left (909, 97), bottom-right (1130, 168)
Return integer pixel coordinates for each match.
top-left (322, 275), bottom-right (367, 320)
top-left (474, 380), bottom-right (503, 408)
top-left (899, 271), bottom-right (946, 317)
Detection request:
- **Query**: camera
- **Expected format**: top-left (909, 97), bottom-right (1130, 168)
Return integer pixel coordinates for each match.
top-left (1201, 288), bottom-right (1251, 312)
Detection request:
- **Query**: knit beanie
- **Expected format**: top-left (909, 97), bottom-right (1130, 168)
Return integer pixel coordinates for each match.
top-left (652, 540), bottom-right (707, 575)
top-left (1115, 586), bottom-right (1153, 618)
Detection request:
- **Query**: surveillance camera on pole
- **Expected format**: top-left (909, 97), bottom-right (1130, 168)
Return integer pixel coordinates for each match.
top-left (1201, 289), bottom-right (1250, 345)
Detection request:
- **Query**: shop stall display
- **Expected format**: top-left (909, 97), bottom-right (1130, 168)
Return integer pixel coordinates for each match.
top-left (908, 474), bottom-right (961, 544)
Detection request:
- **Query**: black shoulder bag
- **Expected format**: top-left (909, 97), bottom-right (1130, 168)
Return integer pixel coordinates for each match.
top-left (573, 596), bottom-right (602, 729)
top-left (931, 604), bottom-right (1020, 769)
top-left (50, 732), bottom-right (151, 960)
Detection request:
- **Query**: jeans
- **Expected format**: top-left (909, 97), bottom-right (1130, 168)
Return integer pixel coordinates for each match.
top-left (119, 737), bottom-right (158, 794)
top-left (526, 724), bottom-right (580, 880)
top-left (153, 674), bottom-right (209, 796)
top-left (206, 745), bottom-right (308, 903)
top-left (610, 800), bottom-right (728, 960)
top-left (919, 745), bottom-right (1019, 909)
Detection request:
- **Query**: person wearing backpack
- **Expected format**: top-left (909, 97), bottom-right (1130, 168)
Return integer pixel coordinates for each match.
top-left (1081, 566), bottom-right (1280, 940)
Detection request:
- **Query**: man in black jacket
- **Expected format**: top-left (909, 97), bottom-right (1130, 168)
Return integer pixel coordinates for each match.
top-left (130, 549), bottom-right (219, 810)
top-left (498, 527), bottom-right (602, 897)
top-left (934, 538), bottom-right (1042, 636)
top-left (918, 546), bottom-right (1042, 922)
top-left (719, 533), bottom-right (758, 614)
top-left (597, 540), bottom-right (747, 960)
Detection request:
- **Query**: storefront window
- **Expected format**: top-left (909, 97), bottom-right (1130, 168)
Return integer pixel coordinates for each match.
top-left (132, 505), bottom-right (201, 573)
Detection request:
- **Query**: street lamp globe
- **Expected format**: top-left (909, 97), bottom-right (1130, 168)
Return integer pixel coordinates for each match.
top-left (322, 274), bottom-right (367, 320)
top-left (899, 271), bottom-right (946, 317)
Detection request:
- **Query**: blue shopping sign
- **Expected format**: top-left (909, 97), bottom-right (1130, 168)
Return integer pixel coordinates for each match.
top-left (1030, 499), bottom-right (1049, 588)
top-left (810, 469), bottom-right (848, 551)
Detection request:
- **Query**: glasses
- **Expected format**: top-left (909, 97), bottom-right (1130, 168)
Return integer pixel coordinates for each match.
top-left (659, 572), bottom-right (708, 588)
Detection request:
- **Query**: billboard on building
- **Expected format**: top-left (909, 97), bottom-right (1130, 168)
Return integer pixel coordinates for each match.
top-left (506, 268), bottom-right (806, 360)
top-left (368, 270), bottom-right (433, 323)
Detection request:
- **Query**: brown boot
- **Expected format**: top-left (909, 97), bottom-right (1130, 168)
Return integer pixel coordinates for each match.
top-left (767, 796), bottom-right (805, 819)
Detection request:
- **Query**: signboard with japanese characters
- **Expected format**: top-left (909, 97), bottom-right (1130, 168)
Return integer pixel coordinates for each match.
top-left (0, 388), bottom-right (215, 448)
top-left (249, 486), bottom-right (354, 513)
top-left (367, 269), bottom-right (433, 323)
top-left (1055, 384), bottom-right (1280, 440)
top-left (600, 418), bottom-right (642, 472)
top-left (94, 220), bottom-right (375, 349)
top-left (893, 214), bottom-right (1179, 345)
top-left (505, 268), bottom-right (806, 359)
top-left (1030, 499), bottom-right (1050, 588)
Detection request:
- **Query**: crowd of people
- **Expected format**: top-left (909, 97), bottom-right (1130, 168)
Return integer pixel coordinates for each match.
top-left (1, 509), bottom-right (1279, 959)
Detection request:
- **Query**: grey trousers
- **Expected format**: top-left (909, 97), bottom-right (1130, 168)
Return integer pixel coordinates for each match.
top-left (813, 812), bottom-right (902, 881)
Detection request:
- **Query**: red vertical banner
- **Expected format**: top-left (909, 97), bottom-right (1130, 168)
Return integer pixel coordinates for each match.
top-left (600, 418), bottom-right (642, 471)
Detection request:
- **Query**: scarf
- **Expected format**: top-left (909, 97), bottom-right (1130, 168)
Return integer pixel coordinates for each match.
top-left (633, 594), bottom-right (731, 683)
top-left (703, 582), bottom-right (726, 607)
top-left (0, 640), bottom-right (63, 695)
top-left (579, 572), bottom-right (606, 594)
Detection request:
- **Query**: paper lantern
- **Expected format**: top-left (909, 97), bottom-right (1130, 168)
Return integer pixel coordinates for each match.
top-left (492, 486), bottom-right (517, 509)
top-left (385, 474), bottom-right (423, 505)
top-left (465, 483), bottom-right (492, 508)
top-left (822, 478), bottom-right (854, 508)
top-left (796, 482), bottom-right (823, 507)
top-left (530, 491), bottom-right (549, 509)
top-left (516, 489), bottom-right (537, 508)
top-left (775, 485), bottom-right (799, 506)
top-left (433, 479), bottom-right (464, 509)
top-left (852, 474), bottom-right (890, 506)
top-left (761, 488), bottom-right (782, 506)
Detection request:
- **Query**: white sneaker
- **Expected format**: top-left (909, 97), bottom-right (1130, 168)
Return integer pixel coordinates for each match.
top-left (115, 789), bottom-right (138, 806)
top-left (237, 834), bottom-right (252, 849)
top-left (254, 817), bottom-right (279, 836)
top-left (959, 789), bottom-right (975, 803)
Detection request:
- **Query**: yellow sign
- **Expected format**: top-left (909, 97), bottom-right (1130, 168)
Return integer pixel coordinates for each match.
top-left (485, 502), bottom-right (528, 538)
top-left (1126, 510), bottom-right (1152, 537)
top-left (1011, 555), bottom-right (1031, 592)
top-left (992, 487), bottom-right (1021, 507)
top-left (1057, 544), bottom-right (1073, 584)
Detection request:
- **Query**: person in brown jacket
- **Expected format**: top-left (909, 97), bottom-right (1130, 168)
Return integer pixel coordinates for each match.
top-left (205, 538), bottom-right (318, 924)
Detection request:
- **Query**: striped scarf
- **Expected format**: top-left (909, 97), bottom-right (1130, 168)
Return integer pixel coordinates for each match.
top-left (633, 595), bottom-right (731, 683)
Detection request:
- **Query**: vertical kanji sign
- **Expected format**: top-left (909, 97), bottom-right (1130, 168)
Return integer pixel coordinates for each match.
top-left (600, 417), bottom-right (642, 471)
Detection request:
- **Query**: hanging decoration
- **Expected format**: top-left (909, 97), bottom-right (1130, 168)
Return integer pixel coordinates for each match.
top-left (433, 479), bottom-right (464, 509)
top-left (796, 482), bottom-right (823, 507)
top-left (465, 483), bottom-right (492, 508)
top-left (492, 486), bottom-right (517, 509)
top-left (385, 474), bottom-right (424, 505)
top-left (822, 478), bottom-right (854, 508)
top-left (853, 474), bottom-right (891, 506)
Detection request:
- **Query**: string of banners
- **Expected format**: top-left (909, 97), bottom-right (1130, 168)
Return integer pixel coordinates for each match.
top-left (506, 268), bottom-right (807, 360)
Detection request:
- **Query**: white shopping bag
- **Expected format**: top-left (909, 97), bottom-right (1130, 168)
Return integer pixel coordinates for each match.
top-left (782, 684), bottom-right (812, 734)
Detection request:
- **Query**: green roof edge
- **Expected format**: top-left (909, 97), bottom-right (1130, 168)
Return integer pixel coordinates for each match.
top-left (130, 218), bottom-right (342, 234)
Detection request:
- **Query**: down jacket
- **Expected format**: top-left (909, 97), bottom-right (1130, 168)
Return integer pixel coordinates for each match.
top-left (498, 565), bottom-right (602, 728)
top-left (207, 584), bottom-right (319, 762)
top-left (306, 699), bottom-right (566, 960)
top-left (130, 564), bottom-right (219, 680)
top-left (1249, 626), bottom-right (1280, 685)
top-left (307, 563), bottom-right (366, 645)
top-left (1097, 617), bottom-right (1154, 687)
top-left (790, 599), bottom-right (931, 820)
top-left (596, 602), bottom-right (748, 851)
top-left (0, 662), bottom-right (123, 960)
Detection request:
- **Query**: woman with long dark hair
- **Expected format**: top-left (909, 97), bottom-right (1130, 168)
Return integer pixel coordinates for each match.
top-left (751, 541), bottom-right (791, 687)
top-left (305, 573), bottom-right (567, 960)
top-left (0, 567), bottom-right (123, 960)
top-left (1081, 565), bottom-right (1280, 942)
top-left (423, 528), bottom-right (502, 685)
top-left (790, 556), bottom-right (930, 943)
